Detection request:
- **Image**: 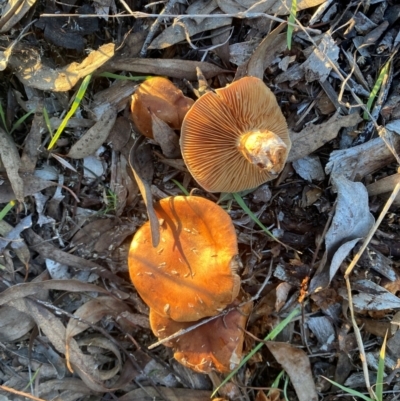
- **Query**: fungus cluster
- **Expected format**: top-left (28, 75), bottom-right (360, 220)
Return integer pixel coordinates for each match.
top-left (128, 196), bottom-right (251, 373)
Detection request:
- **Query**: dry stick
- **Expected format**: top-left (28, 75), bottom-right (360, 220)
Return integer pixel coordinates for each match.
top-left (343, 168), bottom-right (400, 400)
top-left (148, 262), bottom-right (273, 350)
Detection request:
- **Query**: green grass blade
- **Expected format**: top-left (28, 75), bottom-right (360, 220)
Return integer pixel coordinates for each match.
top-left (232, 192), bottom-right (286, 246)
top-left (211, 306), bottom-right (300, 398)
top-left (9, 109), bottom-right (35, 135)
top-left (376, 333), bottom-right (387, 401)
top-left (0, 200), bottom-right (15, 220)
top-left (47, 74), bottom-right (92, 150)
top-left (0, 102), bottom-right (8, 133)
top-left (43, 106), bottom-right (53, 137)
top-left (287, 0), bottom-right (297, 50)
top-left (322, 377), bottom-right (374, 401)
top-left (171, 179), bottom-right (190, 196)
top-left (98, 72), bottom-right (152, 81)
top-left (363, 60), bottom-right (390, 120)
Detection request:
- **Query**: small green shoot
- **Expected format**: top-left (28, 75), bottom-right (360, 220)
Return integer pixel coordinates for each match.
top-left (9, 109), bottom-right (35, 135)
top-left (211, 306), bottom-right (301, 398)
top-left (47, 74), bottom-right (92, 150)
top-left (102, 188), bottom-right (118, 214)
top-left (232, 192), bottom-right (286, 247)
top-left (0, 102), bottom-right (8, 132)
top-left (323, 333), bottom-right (388, 401)
top-left (98, 72), bottom-right (152, 81)
top-left (363, 60), bottom-right (390, 120)
top-left (375, 332), bottom-right (387, 401)
top-left (171, 179), bottom-right (190, 196)
top-left (0, 200), bottom-right (15, 220)
top-left (43, 106), bottom-right (53, 137)
top-left (287, 0), bottom-right (297, 50)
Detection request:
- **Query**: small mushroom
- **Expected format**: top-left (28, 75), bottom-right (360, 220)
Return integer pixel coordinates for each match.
top-left (130, 77), bottom-right (194, 138)
top-left (128, 196), bottom-right (240, 322)
top-left (180, 76), bottom-right (291, 193)
top-left (149, 295), bottom-right (253, 373)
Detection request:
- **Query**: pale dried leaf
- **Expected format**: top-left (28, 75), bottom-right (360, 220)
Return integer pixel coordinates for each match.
top-left (9, 43), bottom-right (114, 91)
top-left (301, 33), bottom-right (339, 82)
top-left (68, 107), bottom-right (117, 159)
top-left (326, 176), bottom-right (374, 255)
top-left (340, 280), bottom-right (400, 311)
top-left (0, 0), bottom-right (37, 33)
top-left (149, 17), bottom-right (232, 50)
top-left (105, 58), bottom-right (229, 80)
top-left (0, 127), bottom-right (24, 201)
top-left (268, 0), bottom-right (327, 15)
top-left (267, 342), bottom-right (318, 401)
top-left (0, 214), bottom-right (32, 253)
top-left (151, 113), bottom-right (181, 158)
top-left (292, 155), bottom-right (325, 181)
top-left (288, 112), bottom-right (362, 162)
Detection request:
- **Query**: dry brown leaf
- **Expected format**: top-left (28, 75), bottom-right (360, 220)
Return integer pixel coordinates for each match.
top-left (0, 0), bottom-right (37, 33)
top-left (268, 0), bottom-right (326, 15)
top-left (0, 127), bottom-right (24, 201)
top-left (38, 378), bottom-right (93, 400)
top-left (0, 279), bottom-right (108, 307)
top-left (288, 112), bottom-right (362, 163)
top-left (244, 24), bottom-right (287, 80)
top-left (118, 387), bottom-right (212, 401)
top-left (67, 107), bottom-right (117, 159)
top-left (267, 341), bottom-right (318, 401)
top-left (9, 43), bottom-right (114, 91)
top-left (151, 113), bottom-right (181, 158)
top-left (129, 136), bottom-right (160, 247)
top-left (0, 175), bottom-right (54, 203)
top-left (0, 305), bottom-right (35, 341)
top-left (104, 58), bottom-right (230, 80)
top-left (149, 16), bottom-right (232, 50)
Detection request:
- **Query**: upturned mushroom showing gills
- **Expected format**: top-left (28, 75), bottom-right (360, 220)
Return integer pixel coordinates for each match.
top-left (149, 296), bottom-right (253, 373)
top-left (130, 77), bottom-right (194, 138)
top-left (128, 196), bottom-right (240, 322)
top-left (180, 76), bottom-right (291, 193)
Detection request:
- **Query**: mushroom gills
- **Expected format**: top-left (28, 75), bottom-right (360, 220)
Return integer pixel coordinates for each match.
top-left (238, 130), bottom-right (288, 173)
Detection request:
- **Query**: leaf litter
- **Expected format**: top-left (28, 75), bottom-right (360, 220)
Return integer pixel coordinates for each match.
top-left (1, 0), bottom-right (400, 400)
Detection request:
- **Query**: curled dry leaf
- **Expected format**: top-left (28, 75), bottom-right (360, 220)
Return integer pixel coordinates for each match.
top-left (266, 341), bottom-right (318, 401)
top-left (8, 43), bottom-right (114, 91)
top-left (0, 127), bottom-right (24, 201)
top-left (118, 387), bottom-right (212, 401)
top-left (129, 136), bottom-right (160, 247)
top-left (67, 107), bottom-right (117, 159)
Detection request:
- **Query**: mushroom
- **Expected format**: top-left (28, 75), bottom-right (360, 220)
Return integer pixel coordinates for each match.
top-left (180, 76), bottom-right (291, 193)
top-left (130, 77), bottom-right (194, 138)
top-left (149, 295), bottom-right (253, 373)
top-left (128, 195), bottom-right (240, 322)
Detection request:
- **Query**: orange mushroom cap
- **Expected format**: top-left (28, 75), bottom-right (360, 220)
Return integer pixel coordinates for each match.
top-left (180, 76), bottom-right (291, 193)
top-left (149, 296), bottom-right (253, 373)
top-left (130, 77), bottom-right (194, 138)
top-left (128, 196), bottom-right (240, 322)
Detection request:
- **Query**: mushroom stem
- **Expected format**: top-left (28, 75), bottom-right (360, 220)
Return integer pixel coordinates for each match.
top-left (238, 130), bottom-right (288, 173)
